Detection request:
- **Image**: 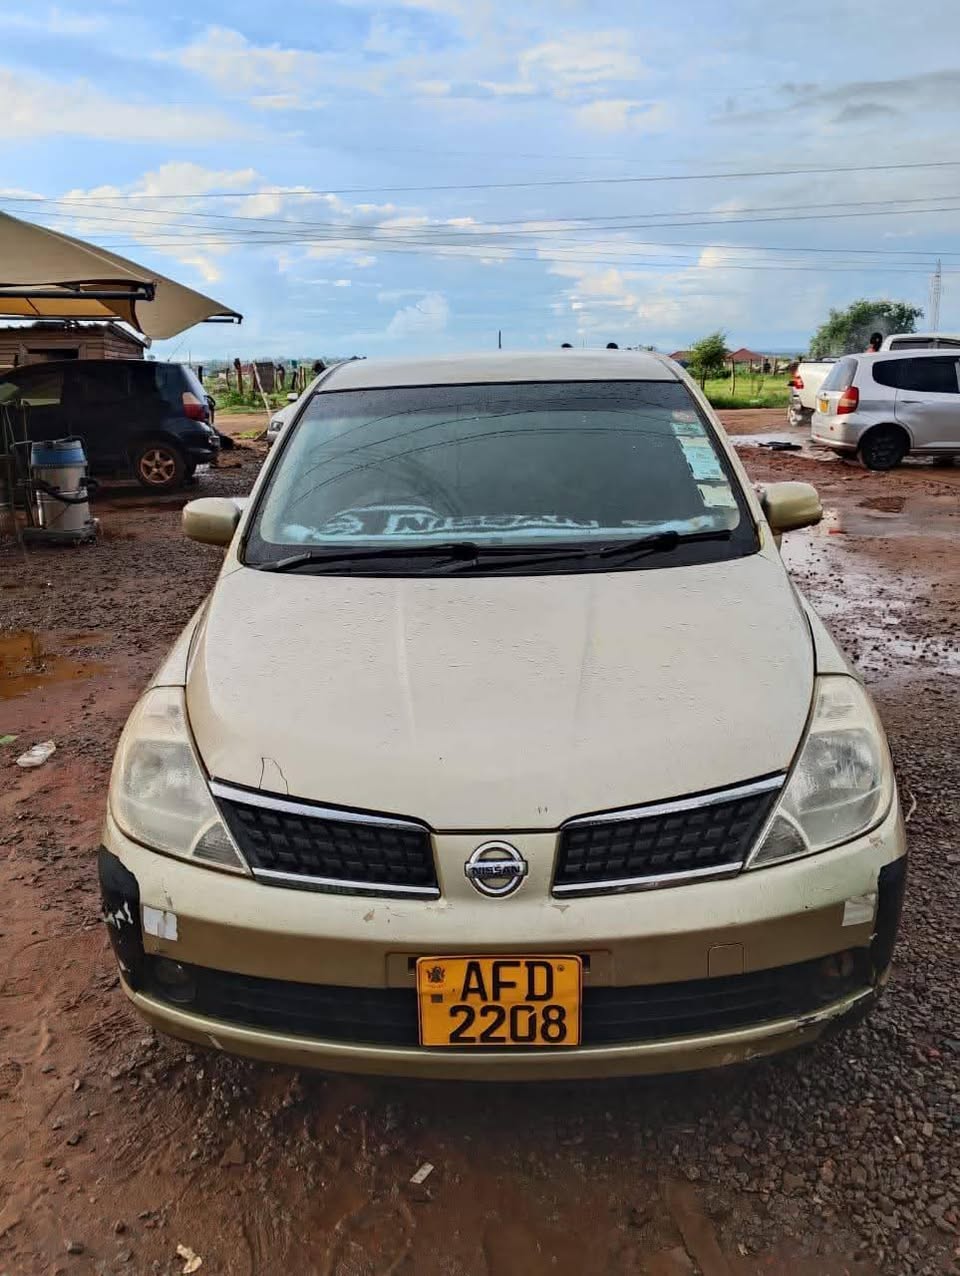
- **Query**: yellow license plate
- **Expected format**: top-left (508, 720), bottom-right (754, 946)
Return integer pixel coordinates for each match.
top-left (818, 397), bottom-right (829, 413)
top-left (416, 955), bottom-right (582, 1047)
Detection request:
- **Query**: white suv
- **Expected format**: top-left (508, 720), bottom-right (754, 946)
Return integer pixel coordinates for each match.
top-left (812, 350), bottom-right (960, 469)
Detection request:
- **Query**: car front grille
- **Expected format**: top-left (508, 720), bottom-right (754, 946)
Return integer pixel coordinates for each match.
top-left (211, 782), bottom-right (438, 898)
top-left (553, 776), bottom-right (783, 895)
top-left (142, 952), bottom-right (871, 1049)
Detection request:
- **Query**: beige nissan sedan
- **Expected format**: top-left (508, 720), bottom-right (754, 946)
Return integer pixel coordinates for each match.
top-left (99, 351), bottom-right (906, 1079)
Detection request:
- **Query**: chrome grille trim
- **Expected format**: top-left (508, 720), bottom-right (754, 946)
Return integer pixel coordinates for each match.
top-left (553, 774), bottom-right (786, 897)
top-left (209, 781), bottom-right (427, 832)
top-left (562, 775), bottom-right (785, 828)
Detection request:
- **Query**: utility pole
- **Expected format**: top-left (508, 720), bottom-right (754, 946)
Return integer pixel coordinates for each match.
top-left (497, 329), bottom-right (502, 349)
top-left (929, 258), bottom-right (942, 332)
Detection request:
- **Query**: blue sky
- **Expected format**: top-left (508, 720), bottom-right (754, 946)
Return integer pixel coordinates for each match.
top-left (2, 0), bottom-right (960, 359)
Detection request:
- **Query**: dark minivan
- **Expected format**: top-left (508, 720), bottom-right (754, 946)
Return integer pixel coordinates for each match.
top-left (0, 359), bottom-right (220, 491)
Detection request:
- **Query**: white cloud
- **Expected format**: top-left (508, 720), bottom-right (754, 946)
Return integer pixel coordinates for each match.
top-left (56, 164), bottom-right (261, 285)
top-left (176, 254), bottom-right (222, 284)
top-left (0, 68), bottom-right (240, 142)
top-left (519, 32), bottom-right (644, 93)
top-left (176, 26), bottom-right (324, 92)
top-left (476, 79), bottom-right (537, 98)
top-left (385, 291), bottom-right (450, 338)
top-left (249, 93), bottom-right (327, 111)
top-left (0, 6), bottom-right (106, 36)
top-left (334, 279), bottom-right (352, 288)
top-left (173, 25), bottom-right (386, 102)
top-left (575, 99), bottom-right (667, 133)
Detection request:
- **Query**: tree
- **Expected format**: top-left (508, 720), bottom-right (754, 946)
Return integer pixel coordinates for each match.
top-left (688, 331), bottom-right (728, 388)
top-left (809, 299), bottom-right (923, 358)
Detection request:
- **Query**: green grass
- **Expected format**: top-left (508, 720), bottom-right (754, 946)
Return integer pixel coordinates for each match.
top-left (209, 386), bottom-right (290, 413)
top-left (702, 374), bottom-right (791, 410)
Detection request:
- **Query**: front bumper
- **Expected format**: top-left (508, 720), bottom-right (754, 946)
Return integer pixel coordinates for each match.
top-left (99, 803), bottom-right (906, 1079)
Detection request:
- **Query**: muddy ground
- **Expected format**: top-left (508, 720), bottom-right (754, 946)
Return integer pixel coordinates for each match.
top-left (1, 412), bottom-right (958, 1276)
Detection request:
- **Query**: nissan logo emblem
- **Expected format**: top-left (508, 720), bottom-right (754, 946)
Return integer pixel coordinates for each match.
top-left (464, 841), bottom-right (528, 898)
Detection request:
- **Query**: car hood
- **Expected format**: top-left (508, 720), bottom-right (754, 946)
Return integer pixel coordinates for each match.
top-left (186, 554), bottom-right (813, 830)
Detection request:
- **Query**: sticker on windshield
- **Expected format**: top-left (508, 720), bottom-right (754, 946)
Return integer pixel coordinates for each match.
top-left (669, 411), bottom-right (705, 438)
top-left (697, 483), bottom-right (738, 509)
top-left (677, 438), bottom-right (725, 482)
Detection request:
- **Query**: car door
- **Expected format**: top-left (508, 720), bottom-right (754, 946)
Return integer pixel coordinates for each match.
top-left (1, 364), bottom-right (69, 443)
top-left (893, 356), bottom-right (960, 451)
top-left (66, 362), bottom-right (139, 470)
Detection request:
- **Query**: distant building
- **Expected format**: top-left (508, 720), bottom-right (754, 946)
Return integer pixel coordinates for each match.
top-left (728, 347), bottom-right (765, 366)
top-left (0, 321), bottom-right (147, 371)
top-left (669, 350), bottom-right (692, 365)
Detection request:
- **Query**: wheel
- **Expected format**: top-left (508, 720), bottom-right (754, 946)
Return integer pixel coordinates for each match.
top-left (786, 402), bottom-right (807, 428)
top-left (133, 440), bottom-right (186, 491)
top-left (858, 426), bottom-right (908, 471)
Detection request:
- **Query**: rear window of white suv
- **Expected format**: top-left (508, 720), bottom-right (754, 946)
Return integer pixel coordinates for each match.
top-left (820, 357), bottom-right (858, 392)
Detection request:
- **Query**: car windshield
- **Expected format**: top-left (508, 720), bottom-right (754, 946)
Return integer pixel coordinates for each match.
top-left (245, 380), bottom-right (755, 573)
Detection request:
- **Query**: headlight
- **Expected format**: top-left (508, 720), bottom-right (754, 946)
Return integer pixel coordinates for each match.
top-left (109, 687), bottom-right (249, 874)
top-left (748, 676), bottom-right (894, 868)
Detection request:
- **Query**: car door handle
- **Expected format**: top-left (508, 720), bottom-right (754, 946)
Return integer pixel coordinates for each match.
top-left (900, 398), bottom-right (922, 403)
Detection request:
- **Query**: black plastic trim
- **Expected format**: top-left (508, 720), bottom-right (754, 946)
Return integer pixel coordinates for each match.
top-left (98, 847), bottom-right (144, 989)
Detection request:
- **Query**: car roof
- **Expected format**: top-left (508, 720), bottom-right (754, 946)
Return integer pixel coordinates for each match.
top-left (319, 350), bottom-right (681, 391)
top-left (859, 348), bottom-right (960, 361)
top-left (882, 332), bottom-right (960, 344)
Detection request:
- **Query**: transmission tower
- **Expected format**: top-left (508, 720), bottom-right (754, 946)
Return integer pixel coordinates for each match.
top-left (929, 258), bottom-right (942, 332)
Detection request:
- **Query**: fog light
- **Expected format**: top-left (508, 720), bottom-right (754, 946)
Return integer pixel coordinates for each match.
top-left (152, 957), bottom-right (197, 1006)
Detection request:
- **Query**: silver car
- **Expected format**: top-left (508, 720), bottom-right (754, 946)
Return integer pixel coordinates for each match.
top-left (812, 350), bottom-right (960, 469)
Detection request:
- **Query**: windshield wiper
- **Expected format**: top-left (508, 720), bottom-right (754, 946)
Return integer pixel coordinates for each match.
top-left (254, 541), bottom-right (484, 572)
top-left (254, 528), bottom-right (733, 574)
top-left (430, 527), bottom-right (732, 574)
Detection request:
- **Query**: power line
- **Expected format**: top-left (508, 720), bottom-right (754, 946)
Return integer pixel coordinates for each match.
top-left (10, 190), bottom-right (960, 245)
top-left (61, 234), bottom-right (941, 276)
top-left (9, 158), bottom-right (960, 201)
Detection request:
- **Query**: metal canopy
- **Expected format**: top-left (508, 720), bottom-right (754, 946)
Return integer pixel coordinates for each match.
top-left (0, 210), bottom-right (242, 339)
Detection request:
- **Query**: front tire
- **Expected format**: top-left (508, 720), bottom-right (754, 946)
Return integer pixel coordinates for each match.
top-left (859, 426), bottom-right (908, 471)
top-left (133, 440), bottom-right (186, 491)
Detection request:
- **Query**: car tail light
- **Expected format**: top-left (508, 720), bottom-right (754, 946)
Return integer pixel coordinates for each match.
top-left (791, 375), bottom-right (803, 390)
top-left (837, 386), bottom-right (860, 415)
top-left (182, 393), bottom-right (209, 422)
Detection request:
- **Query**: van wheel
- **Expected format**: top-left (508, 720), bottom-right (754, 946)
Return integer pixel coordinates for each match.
top-left (134, 440), bottom-right (186, 491)
top-left (859, 426), bottom-right (908, 471)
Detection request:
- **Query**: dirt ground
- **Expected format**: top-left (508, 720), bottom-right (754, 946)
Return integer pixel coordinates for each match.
top-left (1, 412), bottom-right (958, 1276)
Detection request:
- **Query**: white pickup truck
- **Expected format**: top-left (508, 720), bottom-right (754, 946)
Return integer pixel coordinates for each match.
top-left (787, 359), bottom-right (837, 427)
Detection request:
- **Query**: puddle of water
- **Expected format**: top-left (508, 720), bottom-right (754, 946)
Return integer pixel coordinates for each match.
top-left (0, 631), bottom-right (106, 700)
top-left (835, 493), bottom-right (959, 538)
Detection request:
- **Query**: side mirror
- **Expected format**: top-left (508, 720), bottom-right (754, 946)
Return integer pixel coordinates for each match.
top-left (286, 392), bottom-right (298, 403)
top-left (183, 497), bottom-right (241, 547)
top-left (760, 481), bottom-right (822, 534)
